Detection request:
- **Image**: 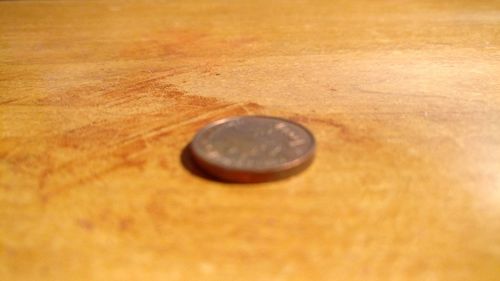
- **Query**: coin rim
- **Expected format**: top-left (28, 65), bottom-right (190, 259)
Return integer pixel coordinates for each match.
top-left (190, 115), bottom-right (316, 179)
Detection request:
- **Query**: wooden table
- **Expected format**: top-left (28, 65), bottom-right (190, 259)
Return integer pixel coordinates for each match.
top-left (1, 1), bottom-right (500, 280)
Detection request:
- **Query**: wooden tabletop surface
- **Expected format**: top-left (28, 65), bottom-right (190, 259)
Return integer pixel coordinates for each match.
top-left (1, 0), bottom-right (500, 280)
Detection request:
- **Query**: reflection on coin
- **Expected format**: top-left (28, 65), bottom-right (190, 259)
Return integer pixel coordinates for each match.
top-left (190, 116), bottom-right (315, 183)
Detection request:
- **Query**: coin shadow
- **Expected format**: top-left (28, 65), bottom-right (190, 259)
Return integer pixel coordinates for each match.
top-left (180, 143), bottom-right (221, 182)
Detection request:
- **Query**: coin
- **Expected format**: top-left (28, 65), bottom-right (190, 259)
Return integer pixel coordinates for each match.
top-left (190, 116), bottom-right (315, 182)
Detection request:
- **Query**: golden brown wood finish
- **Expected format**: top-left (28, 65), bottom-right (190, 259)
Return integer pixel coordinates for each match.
top-left (1, 1), bottom-right (500, 280)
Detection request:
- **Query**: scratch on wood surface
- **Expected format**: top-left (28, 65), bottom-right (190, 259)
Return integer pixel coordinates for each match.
top-left (112, 103), bottom-right (238, 147)
top-left (36, 100), bottom-right (260, 199)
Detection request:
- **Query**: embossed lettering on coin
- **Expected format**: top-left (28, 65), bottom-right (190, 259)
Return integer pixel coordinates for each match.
top-left (190, 116), bottom-right (315, 182)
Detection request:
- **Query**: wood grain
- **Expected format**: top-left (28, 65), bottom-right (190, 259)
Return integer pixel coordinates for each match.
top-left (1, 0), bottom-right (500, 280)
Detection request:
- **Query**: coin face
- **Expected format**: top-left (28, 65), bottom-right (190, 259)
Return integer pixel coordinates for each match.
top-left (190, 116), bottom-right (315, 182)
